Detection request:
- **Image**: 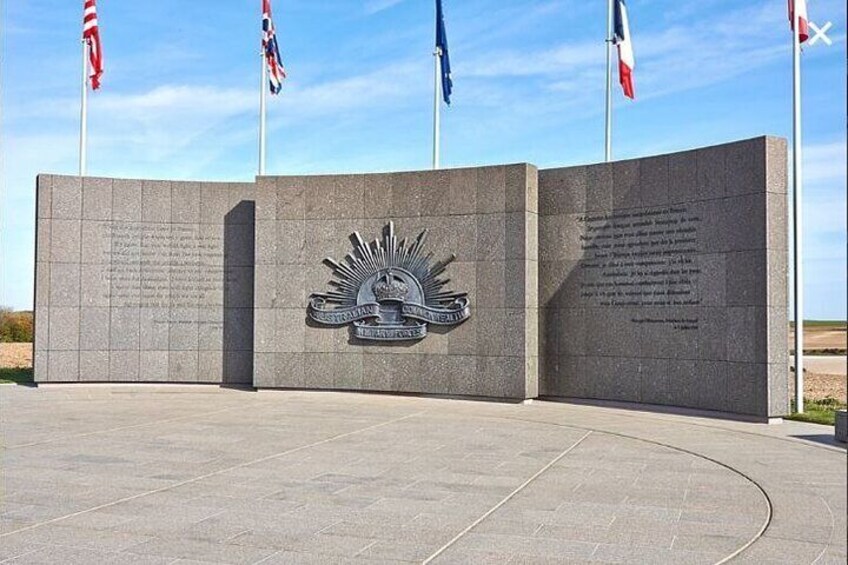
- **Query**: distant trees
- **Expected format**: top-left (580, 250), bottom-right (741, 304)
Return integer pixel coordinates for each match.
top-left (0, 308), bottom-right (34, 342)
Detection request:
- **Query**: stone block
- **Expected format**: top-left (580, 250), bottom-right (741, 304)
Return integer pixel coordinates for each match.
top-left (36, 219), bottom-right (51, 262)
top-left (726, 362), bottom-right (767, 417)
top-left (141, 180), bottom-right (171, 223)
top-left (540, 166), bottom-right (585, 216)
top-left (667, 149), bottom-right (698, 204)
top-left (140, 350), bottom-right (170, 381)
top-left (765, 137), bottom-right (788, 194)
top-left (361, 172), bottom-right (392, 219)
top-left (224, 350), bottom-right (253, 384)
top-left (223, 307), bottom-right (253, 351)
top-left (50, 220), bottom-right (81, 263)
top-left (725, 138), bottom-right (766, 196)
top-left (476, 214), bottom-right (505, 261)
top-left (48, 307), bottom-right (79, 350)
top-left (198, 309), bottom-right (224, 350)
top-left (49, 350), bottom-right (79, 381)
top-left (82, 177), bottom-right (112, 220)
top-left (112, 179), bottom-right (142, 221)
top-left (110, 307), bottom-right (140, 350)
top-left (36, 175), bottom-right (52, 219)
top-left (726, 307), bottom-right (767, 363)
top-left (35, 262), bottom-right (50, 307)
top-left (49, 262), bottom-right (79, 306)
top-left (835, 411), bottom-right (847, 443)
top-left (612, 159), bottom-right (640, 210)
top-left (274, 352), bottom-right (305, 387)
top-left (586, 162), bottom-right (613, 212)
top-left (52, 175), bottom-right (83, 219)
top-left (477, 166), bottom-right (506, 214)
top-left (197, 350), bottom-right (224, 383)
top-left (722, 193), bottom-right (766, 252)
top-left (640, 154), bottom-right (669, 207)
top-left (726, 250), bottom-right (766, 306)
top-left (171, 181), bottom-right (201, 223)
top-left (449, 167), bottom-right (478, 216)
top-left (81, 221), bottom-right (110, 264)
top-left (169, 350), bottom-right (198, 382)
top-left (270, 177), bottom-right (302, 221)
top-left (200, 182), bottom-right (231, 224)
top-left (139, 308), bottom-right (169, 350)
top-left (696, 144), bottom-right (726, 199)
top-left (110, 350), bottom-right (139, 381)
top-left (697, 360), bottom-right (729, 412)
top-left (79, 351), bottom-right (109, 381)
top-left (169, 308), bottom-right (198, 351)
top-left (34, 351), bottom-right (48, 381)
top-left (80, 308), bottom-right (110, 350)
top-left (34, 308), bottom-right (49, 351)
top-left (505, 164), bottom-right (534, 212)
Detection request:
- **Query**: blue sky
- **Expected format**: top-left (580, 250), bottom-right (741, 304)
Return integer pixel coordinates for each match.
top-left (1, 0), bottom-right (846, 318)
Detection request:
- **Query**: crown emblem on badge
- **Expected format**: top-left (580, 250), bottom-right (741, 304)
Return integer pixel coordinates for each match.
top-left (373, 270), bottom-right (409, 303)
top-left (307, 222), bottom-right (471, 341)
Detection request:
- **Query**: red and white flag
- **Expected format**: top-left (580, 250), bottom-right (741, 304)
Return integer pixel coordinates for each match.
top-left (788, 0), bottom-right (810, 43)
top-left (83, 0), bottom-right (103, 89)
top-left (613, 0), bottom-right (635, 99)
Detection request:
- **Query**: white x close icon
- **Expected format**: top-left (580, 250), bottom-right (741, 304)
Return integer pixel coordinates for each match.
top-left (808, 21), bottom-right (833, 46)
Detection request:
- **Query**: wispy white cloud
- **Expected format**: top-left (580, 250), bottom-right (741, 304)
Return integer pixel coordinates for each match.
top-left (805, 141), bottom-right (847, 185)
top-left (364, 0), bottom-right (405, 15)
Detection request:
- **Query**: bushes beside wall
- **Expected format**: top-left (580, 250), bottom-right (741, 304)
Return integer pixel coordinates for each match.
top-left (0, 308), bottom-right (34, 343)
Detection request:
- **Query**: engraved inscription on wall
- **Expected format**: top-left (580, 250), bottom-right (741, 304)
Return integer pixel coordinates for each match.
top-left (577, 206), bottom-right (702, 331)
top-left (101, 224), bottom-right (233, 309)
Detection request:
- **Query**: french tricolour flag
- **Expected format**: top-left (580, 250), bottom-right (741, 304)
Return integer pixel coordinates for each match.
top-left (788, 0), bottom-right (809, 43)
top-left (613, 0), bottom-right (635, 99)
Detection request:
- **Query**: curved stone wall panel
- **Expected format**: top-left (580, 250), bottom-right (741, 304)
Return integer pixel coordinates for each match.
top-left (33, 176), bottom-right (255, 385)
top-left (538, 137), bottom-right (789, 417)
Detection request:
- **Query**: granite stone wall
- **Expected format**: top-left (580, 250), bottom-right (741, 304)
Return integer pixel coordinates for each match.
top-left (33, 175), bottom-right (255, 384)
top-left (32, 137), bottom-right (788, 417)
top-left (538, 137), bottom-right (789, 417)
top-left (252, 165), bottom-right (539, 400)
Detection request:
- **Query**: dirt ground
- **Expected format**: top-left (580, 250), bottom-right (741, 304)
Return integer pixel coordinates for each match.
top-left (789, 324), bottom-right (847, 351)
top-left (0, 343), bottom-right (32, 368)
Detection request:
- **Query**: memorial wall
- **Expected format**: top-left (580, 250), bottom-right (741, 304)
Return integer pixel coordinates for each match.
top-left (539, 137), bottom-right (788, 417)
top-left (252, 166), bottom-right (539, 400)
top-left (34, 176), bottom-right (255, 384)
top-left (32, 136), bottom-right (789, 417)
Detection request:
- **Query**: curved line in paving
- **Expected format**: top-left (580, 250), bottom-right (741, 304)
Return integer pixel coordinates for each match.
top-left (545, 400), bottom-right (845, 455)
top-left (810, 493), bottom-right (836, 565)
top-left (422, 431), bottom-right (594, 563)
top-left (483, 414), bottom-right (774, 565)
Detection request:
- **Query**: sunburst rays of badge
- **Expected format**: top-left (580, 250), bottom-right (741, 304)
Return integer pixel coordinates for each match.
top-left (311, 222), bottom-right (466, 307)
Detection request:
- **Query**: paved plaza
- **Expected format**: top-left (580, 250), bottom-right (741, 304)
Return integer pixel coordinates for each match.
top-left (1, 385), bottom-right (845, 564)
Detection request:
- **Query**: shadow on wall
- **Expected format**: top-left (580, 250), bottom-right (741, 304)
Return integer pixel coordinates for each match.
top-left (223, 201), bottom-right (255, 385)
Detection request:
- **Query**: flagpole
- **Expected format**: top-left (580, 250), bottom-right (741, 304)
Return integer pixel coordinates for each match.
top-left (604, 0), bottom-right (613, 163)
top-left (432, 47), bottom-right (441, 170)
top-left (259, 51), bottom-right (267, 176)
top-left (792, 6), bottom-right (804, 414)
top-left (79, 38), bottom-right (88, 177)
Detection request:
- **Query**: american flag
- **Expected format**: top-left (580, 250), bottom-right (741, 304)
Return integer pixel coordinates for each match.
top-left (83, 0), bottom-right (103, 90)
top-left (613, 0), bottom-right (635, 99)
top-left (789, 0), bottom-right (810, 43)
top-left (262, 0), bottom-right (286, 95)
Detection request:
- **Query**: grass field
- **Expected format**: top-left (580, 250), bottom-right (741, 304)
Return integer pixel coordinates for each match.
top-left (786, 397), bottom-right (847, 426)
top-left (0, 367), bottom-right (34, 385)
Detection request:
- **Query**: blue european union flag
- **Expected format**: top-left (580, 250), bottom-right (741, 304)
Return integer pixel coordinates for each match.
top-left (436, 0), bottom-right (452, 105)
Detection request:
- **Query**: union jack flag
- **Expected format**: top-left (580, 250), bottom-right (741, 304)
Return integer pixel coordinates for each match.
top-left (83, 0), bottom-right (103, 89)
top-left (262, 0), bottom-right (286, 94)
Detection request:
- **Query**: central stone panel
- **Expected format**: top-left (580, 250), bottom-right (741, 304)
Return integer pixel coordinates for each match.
top-left (253, 166), bottom-right (539, 400)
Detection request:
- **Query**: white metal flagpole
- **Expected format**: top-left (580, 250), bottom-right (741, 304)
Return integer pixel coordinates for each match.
top-left (259, 51), bottom-right (267, 176)
top-left (604, 0), bottom-right (613, 163)
top-left (792, 4), bottom-right (804, 413)
top-left (79, 38), bottom-right (88, 177)
top-left (432, 47), bottom-right (441, 170)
